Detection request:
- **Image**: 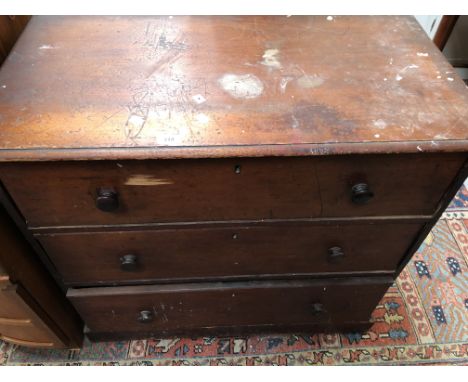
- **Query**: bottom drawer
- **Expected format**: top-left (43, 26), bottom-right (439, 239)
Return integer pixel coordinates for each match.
top-left (68, 276), bottom-right (392, 338)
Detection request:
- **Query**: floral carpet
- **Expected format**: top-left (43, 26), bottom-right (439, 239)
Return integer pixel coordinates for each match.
top-left (1, 184), bottom-right (467, 366)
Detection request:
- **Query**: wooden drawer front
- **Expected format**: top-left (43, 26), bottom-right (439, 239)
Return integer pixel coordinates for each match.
top-left (39, 222), bottom-right (422, 285)
top-left (0, 158), bottom-right (320, 227)
top-left (0, 285), bottom-right (34, 320)
top-left (0, 323), bottom-right (56, 348)
top-left (1, 154), bottom-right (463, 227)
top-left (0, 285), bottom-right (61, 347)
top-left (68, 277), bottom-right (392, 334)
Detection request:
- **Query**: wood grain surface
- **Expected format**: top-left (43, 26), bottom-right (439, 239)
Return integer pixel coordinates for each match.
top-left (68, 277), bottom-right (392, 335)
top-left (0, 16), bottom-right (467, 161)
top-left (37, 221), bottom-right (423, 285)
top-left (0, 153), bottom-right (463, 227)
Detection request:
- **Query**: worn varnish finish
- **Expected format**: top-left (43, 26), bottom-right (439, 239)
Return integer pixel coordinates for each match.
top-left (37, 221), bottom-right (423, 285)
top-left (0, 16), bottom-right (467, 161)
top-left (68, 277), bottom-right (393, 336)
top-left (0, 16), bottom-right (467, 342)
top-left (0, 153), bottom-right (464, 227)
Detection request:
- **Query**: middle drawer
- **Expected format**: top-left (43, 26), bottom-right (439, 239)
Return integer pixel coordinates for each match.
top-left (37, 221), bottom-right (423, 285)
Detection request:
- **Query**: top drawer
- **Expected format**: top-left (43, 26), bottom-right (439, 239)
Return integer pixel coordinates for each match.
top-left (0, 154), bottom-right (464, 227)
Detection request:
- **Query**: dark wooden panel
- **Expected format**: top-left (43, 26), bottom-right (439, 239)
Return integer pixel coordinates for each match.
top-left (0, 16), bottom-right (467, 161)
top-left (68, 277), bottom-right (392, 336)
top-left (0, 157), bottom-right (321, 226)
top-left (38, 221), bottom-right (423, 285)
top-left (316, 153), bottom-right (466, 217)
top-left (434, 15), bottom-right (459, 50)
top-left (0, 153), bottom-right (464, 227)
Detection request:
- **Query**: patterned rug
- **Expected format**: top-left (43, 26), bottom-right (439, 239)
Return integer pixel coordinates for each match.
top-left (1, 184), bottom-right (467, 366)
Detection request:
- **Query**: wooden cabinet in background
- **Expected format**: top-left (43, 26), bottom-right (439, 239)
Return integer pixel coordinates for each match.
top-left (0, 205), bottom-right (83, 348)
top-left (0, 16), bottom-right (30, 65)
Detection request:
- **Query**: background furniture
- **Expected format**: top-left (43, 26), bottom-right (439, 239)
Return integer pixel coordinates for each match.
top-left (0, 205), bottom-right (82, 348)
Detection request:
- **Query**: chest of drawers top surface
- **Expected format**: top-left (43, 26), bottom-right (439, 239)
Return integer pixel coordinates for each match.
top-left (0, 16), bottom-right (467, 162)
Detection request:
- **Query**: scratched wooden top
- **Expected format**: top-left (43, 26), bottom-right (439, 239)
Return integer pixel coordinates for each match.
top-left (0, 15), bottom-right (467, 161)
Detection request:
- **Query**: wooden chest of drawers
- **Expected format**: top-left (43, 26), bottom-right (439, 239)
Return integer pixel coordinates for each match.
top-left (0, 16), bottom-right (467, 341)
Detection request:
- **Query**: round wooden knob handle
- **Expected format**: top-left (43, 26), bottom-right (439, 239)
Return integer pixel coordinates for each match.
top-left (96, 187), bottom-right (119, 212)
top-left (137, 310), bottom-right (154, 323)
top-left (351, 183), bottom-right (374, 204)
top-left (327, 246), bottom-right (345, 263)
top-left (120, 254), bottom-right (138, 272)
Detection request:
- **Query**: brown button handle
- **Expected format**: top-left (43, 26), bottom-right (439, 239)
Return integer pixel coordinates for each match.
top-left (137, 310), bottom-right (154, 324)
top-left (96, 187), bottom-right (119, 212)
top-left (327, 246), bottom-right (345, 264)
top-left (120, 254), bottom-right (138, 272)
top-left (351, 183), bottom-right (374, 204)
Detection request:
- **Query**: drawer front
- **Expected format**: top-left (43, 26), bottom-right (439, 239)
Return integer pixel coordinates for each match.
top-left (39, 222), bottom-right (423, 285)
top-left (0, 158), bottom-right (321, 227)
top-left (0, 285), bottom-right (34, 320)
top-left (1, 154), bottom-right (464, 227)
top-left (0, 284), bottom-right (61, 347)
top-left (0, 323), bottom-right (56, 348)
top-left (68, 277), bottom-right (392, 334)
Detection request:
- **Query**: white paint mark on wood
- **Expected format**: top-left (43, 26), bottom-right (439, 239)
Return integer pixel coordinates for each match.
top-left (218, 74), bottom-right (264, 99)
top-left (125, 175), bottom-right (174, 186)
top-left (395, 64), bottom-right (419, 81)
top-left (195, 113), bottom-right (210, 124)
top-left (127, 115), bottom-right (145, 129)
top-left (279, 76), bottom-right (294, 93)
top-left (374, 133), bottom-right (381, 138)
top-left (417, 145), bottom-right (423, 152)
top-left (192, 94), bottom-right (206, 104)
top-left (297, 74), bottom-right (324, 89)
top-left (291, 115), bottom-right (300, 128)
top-left (418, 112), bottom-right (434, 123)
top-left (261, 49), bottom-right (281, 69)
top-left (417, 52), bottom-right (429, 57)
top-left (38, 45), bottom-right (55, 50)
top-left (326, 16), bottom-right (334, 21)
top-left (373, 119), bottom-right (387, 129)
top-left (447, 77), bottom-right (454, 81)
